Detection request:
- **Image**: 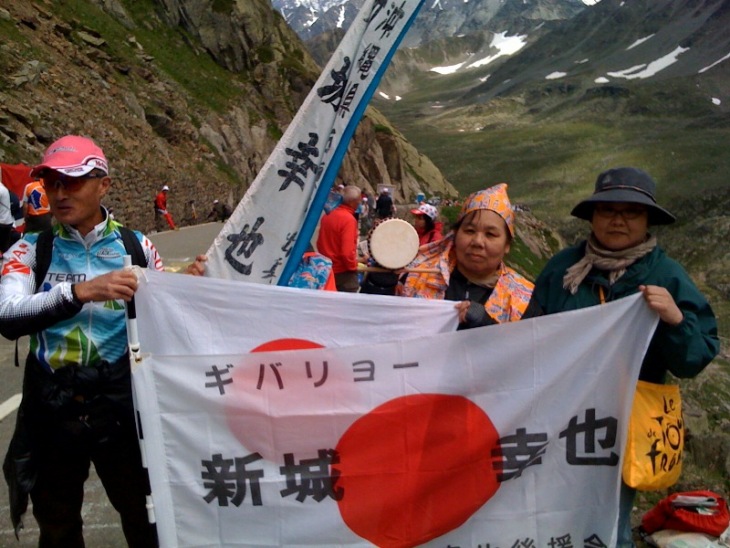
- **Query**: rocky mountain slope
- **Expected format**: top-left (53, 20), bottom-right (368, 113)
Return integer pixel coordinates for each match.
top-left (0, 0), bottom-right (456, 236)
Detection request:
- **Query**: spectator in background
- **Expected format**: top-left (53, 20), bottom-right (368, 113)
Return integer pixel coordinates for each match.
top-left (183, 199), bottom-right (198, 225)
top-left (22, 179), bottom-right (53, 233)
top-left (9, 187), bottom-right (23, 227)
top-left (316, 185), bottom-right (361, 292)
top-left (207, 199), bottom-right (232, 222)
top-left (359, 196), bottom-right (371, 235)
top-left (154, 184), bottom-right (177, 231)
top-left (410, 203), bottom-right (443, 246)
top-left (375, 187), bottom-right (394, 219)
top-left (8, 188), bottom-right (24, 245)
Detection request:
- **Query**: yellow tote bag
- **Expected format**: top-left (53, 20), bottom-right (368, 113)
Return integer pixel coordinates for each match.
top-left (622, 380), bottom-right (684, 491)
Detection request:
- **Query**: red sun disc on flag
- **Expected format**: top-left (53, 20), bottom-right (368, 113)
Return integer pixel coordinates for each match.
top-left (335, 393), bottom-right (501, 547)
top-left (250, 338), bottom-right (323, 353)
top-left (224, 338), bottom-right (357, 463)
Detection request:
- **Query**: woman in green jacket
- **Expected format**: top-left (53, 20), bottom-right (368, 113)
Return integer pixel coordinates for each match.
top-left (532, 167), bottom-right (719, 546)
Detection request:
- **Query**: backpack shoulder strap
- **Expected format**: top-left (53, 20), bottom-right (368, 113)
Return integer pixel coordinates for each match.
top-left (33, 228), bottom-right (55, 293)
top-left (118, 226), bottom-right (148, 268)
top-left (18, 228), bottom-right (55, 367)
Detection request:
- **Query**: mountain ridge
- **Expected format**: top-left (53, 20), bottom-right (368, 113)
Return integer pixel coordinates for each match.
top-left (272, 0), bottom-right (591, 45)
top-left (462, 0), bottom-right (730, 104)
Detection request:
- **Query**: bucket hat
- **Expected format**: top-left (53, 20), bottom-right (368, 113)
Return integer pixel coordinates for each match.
top-left (571, 167), bottom-right (675, 225)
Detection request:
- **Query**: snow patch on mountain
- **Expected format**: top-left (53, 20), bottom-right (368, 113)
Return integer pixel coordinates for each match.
top-left (699, 51), bottom-right (730, 74)
top-left (607, 46), bottom-right (688, 80)
top-left (627, 35), bottom-right (655, 51)
top-left (430, 31), bottom-right (527, 74)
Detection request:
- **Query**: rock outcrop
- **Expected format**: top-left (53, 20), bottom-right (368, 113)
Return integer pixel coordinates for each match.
top-left (0, 0), bottom-right (456, 234)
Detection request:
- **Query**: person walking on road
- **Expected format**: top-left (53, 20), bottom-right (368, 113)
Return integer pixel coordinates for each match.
top-left (154, 184), bottom-right (177, 231)
top-left (0, 135), bottom-right (162, 547)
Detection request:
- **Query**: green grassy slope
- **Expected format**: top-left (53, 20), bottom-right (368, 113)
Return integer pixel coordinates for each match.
top-left (375, 75), bottom-right (730, 341)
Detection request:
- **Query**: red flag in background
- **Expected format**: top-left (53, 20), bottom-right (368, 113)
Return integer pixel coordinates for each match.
top-left (0, 163), bottom-right (33, 197)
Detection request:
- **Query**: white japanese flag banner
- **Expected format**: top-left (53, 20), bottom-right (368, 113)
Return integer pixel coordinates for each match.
top-left (134, 270), bottom-right (458, 355)
top-left (132, 271), bottom-right (659, 547)
top-left (204, 0), bottom-right (428, 285)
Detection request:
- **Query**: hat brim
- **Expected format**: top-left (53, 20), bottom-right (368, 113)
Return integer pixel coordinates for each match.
top-left (30, 163), bottom-right (98, 178)
top-left (571, 189), bottom-right (675, 225)
top-left (410, 209), bottom-right (426, 215)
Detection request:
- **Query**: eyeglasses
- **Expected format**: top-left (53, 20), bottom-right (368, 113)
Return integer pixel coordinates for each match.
top-left (593, 204), bottom-right (648, 220)
top-left (41, 172), bottom-right (103, 192)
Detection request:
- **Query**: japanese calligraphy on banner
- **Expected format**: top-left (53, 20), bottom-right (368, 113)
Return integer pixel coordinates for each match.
top-left (204, 0), bottom-right (428, 285)
top-left (132, 271), bottom-right (659, 547)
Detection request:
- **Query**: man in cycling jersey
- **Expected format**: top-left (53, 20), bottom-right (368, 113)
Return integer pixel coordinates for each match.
top-left (0, 135), bottom-right (162, 547)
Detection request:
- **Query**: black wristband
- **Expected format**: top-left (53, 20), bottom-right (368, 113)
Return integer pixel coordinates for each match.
top-left (70, 283), bottom-right (83, 305)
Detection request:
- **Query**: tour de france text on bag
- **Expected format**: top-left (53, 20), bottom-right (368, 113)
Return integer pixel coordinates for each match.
top-left (623, 380), bottom-right (683, 490)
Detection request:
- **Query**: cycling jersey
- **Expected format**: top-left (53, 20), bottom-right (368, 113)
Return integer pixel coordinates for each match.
top-left (0, 213), bottom-right (163, 371)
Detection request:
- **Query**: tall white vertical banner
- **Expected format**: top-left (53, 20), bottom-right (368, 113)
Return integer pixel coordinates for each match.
top-left (204, 0), bottom-right (427, 285)
top-left (132, 273), bottom-right (659, 547)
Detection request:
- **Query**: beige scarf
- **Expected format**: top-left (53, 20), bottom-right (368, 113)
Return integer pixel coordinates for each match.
top-left (562, 234), bottom-right (657, 295)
